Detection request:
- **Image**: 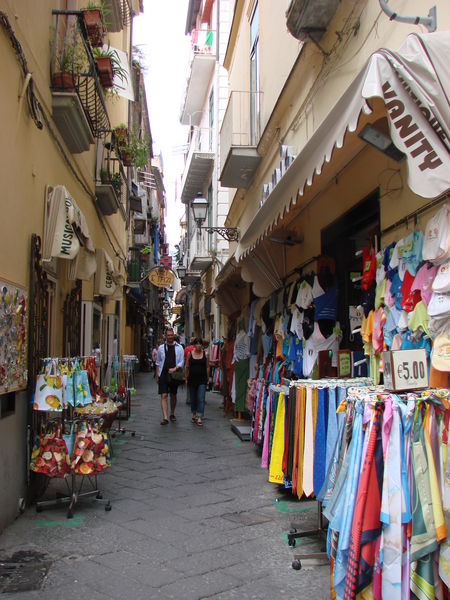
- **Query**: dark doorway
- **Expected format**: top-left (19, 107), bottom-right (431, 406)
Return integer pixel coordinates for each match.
top-left (321, 191), bottom-right (380, 349)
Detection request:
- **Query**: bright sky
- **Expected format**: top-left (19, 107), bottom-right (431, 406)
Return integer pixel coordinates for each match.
top-left (133, 0), bottom-right (191, 250)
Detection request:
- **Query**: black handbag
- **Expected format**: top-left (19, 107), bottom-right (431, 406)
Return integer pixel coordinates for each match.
top-left (168, 369), bottom-right (184, 384)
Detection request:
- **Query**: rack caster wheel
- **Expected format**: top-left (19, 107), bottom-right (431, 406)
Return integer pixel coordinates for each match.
top-left (105, 502), bottom-right (112, 512)
top-left (96, 492), bottom-right (103, 500)
top-left (290, 540), bottom-right (296, 548)
top-left (36, 505), bottom-right (42, 513)
top-left (292, 560), bottom-right (301, 571)
top-left (67, 510), bottom-right (73, 519)
top-left (131, 431), bottom-right (135, 437)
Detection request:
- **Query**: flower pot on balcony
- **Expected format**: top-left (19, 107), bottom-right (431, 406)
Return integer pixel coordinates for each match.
top-left (95, 56), bottom-right (114, 88)
top-left (52, 72), bottom-right (77, 90)
top-left (120, 149), bottom-right (134, 167)
top-left (113, 126), bottom-right (128, 150)
top-left (82, 8), bottom-right (104, 48)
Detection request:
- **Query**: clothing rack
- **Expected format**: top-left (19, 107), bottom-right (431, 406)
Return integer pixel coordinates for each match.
top-left (31, 358), bottom-right (113, 518)
top-left (33, 417), bottom-right (112, 518)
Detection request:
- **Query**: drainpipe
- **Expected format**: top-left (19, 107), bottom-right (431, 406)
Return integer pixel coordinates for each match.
top-left (378, 0), bottom-right (437, 32)
top-left (214, 0), bottom-right (221, 342)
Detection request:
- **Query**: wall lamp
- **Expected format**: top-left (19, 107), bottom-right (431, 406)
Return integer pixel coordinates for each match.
top-left (176, 265), bottom-right (187, 279)
top-left (358, 123), bottom-right (405, 162)
top-left (191, 193), bottom-right (240, 242)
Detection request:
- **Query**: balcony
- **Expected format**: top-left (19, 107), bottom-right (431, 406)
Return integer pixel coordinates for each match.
top-left (180, 127), bottom-right (214, 204)
top-left (127, 248), bottom-right (149, 285)
top-left (180, 30), bottom-right (215, 126)
top-left (50, 11), bottom-right (110, 153)
top-left (103, 0), bottom-right (133, 32)
top-left (219, 91), bottom-right (262, 189)
top-left (286, 0), bottom-right (340, 42)
top-left (95, 137), bottom-right (127, 219)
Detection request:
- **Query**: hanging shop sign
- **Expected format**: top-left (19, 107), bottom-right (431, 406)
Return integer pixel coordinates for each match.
top-left (94, 249), bottom-right (117, 296)
top-left (171, 305), bottom-right (182, 315)
top-left (382, 349), bottom-right (429, 391)
top-left (148, 267), bottom-right (174, 289)
top-left (0, 279), bottom-right (27, 393)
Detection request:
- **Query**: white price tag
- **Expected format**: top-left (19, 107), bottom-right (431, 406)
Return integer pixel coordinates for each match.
top-left (382, 349), bottom-right (428, 391)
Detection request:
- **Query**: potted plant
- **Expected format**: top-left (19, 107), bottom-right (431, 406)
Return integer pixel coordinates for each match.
top-left (100, 168), bottom-right (123, 196)
top-left (112, 126), bottom-right (150, 169)
top-left (81, 2), bottom-right (106, 48)
top-left (93, 45), bottom-right (128, 89)
top-left (112, 123), bottom-right (128, 146)
top-left (52, 36), bottom-right (88, 90)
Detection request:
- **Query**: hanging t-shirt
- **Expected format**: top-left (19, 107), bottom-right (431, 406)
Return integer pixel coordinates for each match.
top-left (411, 263), bottom-right (439, 306)
top-left (390, 272), bottom-right (403, 310)
top-left (383, 242), bottom-right (397, 281)
top-left (400, 270), bottom-right (421, 312)
top-left (290, 307), bottom-right (304, 340)
top-left (432, 257), bottom-right (450, 293)
top-left (374, 278), bottom-right (386, 310)
top-left (289, 335), bottom-right (303, 376)
top-left (408, 301), bottom-right (429, 335)
top-left (303, 323), bottom-right (339, 378)
top-left (375, 250), bottom-right (386, 284)
top-left (384, 278), bottom-right (395, 308)
top-left (312, 275), bottom-right (325, 298)
top-left (302, 306), bottom-right (315, 340)
top-left (372, 307), bottom-right (386, 354)
top-left (361, 247), bottom-right (377, 291)
top-left (422, 203), bottom-right (450, 264)
top-left (296, 280), bottom-right (314, 309)
top-left (314, 285), bottom-right (337, 321)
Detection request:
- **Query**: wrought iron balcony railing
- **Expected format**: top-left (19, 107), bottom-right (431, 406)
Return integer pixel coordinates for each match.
top-left (50, 10), bottom-right (110, 137)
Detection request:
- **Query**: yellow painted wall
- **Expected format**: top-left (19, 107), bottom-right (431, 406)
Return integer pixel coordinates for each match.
top-left (224, 0), bottom-right (450, 242)
top-left (0, 0), bottom-right (136, 531)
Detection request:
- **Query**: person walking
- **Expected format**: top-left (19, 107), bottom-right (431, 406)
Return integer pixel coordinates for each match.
top-left (155, 328), bottom-right (184, 425)
top-left (185, 337), bottom-right (209, 427)
top-left (151, 346), bottom-right (158, 378)
top-left (184, 338), bottom-right (195, 404)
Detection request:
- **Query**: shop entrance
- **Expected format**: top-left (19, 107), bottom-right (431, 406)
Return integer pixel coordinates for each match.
top-left (321, 191), bottom-right (380, 349)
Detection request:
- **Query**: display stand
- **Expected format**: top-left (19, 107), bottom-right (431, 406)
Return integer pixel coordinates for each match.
top-left (35, 473), bottom-right (111, 518)
top-left (289, 501), bottom-right (328, 570)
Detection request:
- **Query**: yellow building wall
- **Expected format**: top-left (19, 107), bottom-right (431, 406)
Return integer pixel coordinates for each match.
top-left (224, 0), bottom-right (450, 242)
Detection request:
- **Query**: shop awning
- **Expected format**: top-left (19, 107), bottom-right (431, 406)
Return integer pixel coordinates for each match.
top-left (43, 185), bottom-right (94, 261)
top-left (235, 31), bottom-right (450, 262)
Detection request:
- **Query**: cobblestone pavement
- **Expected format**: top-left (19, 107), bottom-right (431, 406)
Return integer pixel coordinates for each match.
top-left (0, 374), bottom-right (330, 599)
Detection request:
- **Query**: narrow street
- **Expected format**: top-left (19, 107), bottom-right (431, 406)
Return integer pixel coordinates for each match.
top-left (0, 373), bottom-right (329, 599)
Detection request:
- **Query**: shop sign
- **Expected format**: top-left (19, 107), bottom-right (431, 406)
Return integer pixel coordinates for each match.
top-left (148, 267), bottom-right (174, 289)
top-left (382, 349), bottom-right (428, 391)
top-left (171, 305), bottom-right (182, 315)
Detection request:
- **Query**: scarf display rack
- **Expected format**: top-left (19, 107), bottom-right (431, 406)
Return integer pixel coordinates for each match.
top-left (260, 378), bottom-right (373, 572)
top-left (30, 356), bottom-right (115, 518)
top-left (263, 377), bottom-right (450, 597)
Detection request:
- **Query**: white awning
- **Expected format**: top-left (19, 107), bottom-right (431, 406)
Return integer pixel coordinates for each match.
top-left (235, 31), bottom-right (450, 261)
top-left (43, 185), bottom-right (93, 261)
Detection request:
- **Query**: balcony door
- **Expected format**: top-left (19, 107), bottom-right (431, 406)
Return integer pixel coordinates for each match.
top-left (249, 2), bottom-right (260, 145)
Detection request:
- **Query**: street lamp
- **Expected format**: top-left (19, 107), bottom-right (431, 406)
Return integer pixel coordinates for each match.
top-left (191, 193), bottom-right (240, 242)
top-left (176, 264), bottom-right (186, 279)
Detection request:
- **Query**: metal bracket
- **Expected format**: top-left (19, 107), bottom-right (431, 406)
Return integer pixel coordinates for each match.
top-left (379, 0), bottom-right (437, 33)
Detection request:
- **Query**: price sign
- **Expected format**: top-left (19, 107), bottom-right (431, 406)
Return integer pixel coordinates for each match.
top-left (382, 349), bottom-right (428, 391)
top-left (338, 350), bottom-right (351, 378)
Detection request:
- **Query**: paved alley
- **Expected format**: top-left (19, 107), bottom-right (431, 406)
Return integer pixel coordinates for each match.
top-left (0, 374), bottom-right (330, 599)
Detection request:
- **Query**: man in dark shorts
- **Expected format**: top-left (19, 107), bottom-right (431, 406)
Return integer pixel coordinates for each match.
top-left (155, 328), bottom-right (184, 425)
